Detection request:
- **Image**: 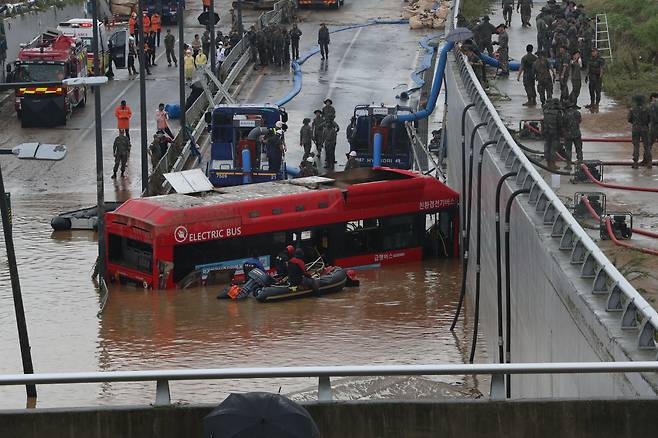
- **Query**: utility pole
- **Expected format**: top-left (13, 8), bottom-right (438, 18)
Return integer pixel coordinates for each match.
top-left (138, 0), bottom-right (148, 194)
top-left (209, 0), bottom-right (216, 75)
top-left (91, 0), bottom-right (106, 280)
top-left (236, 0), bottom-right (243, 36)
top-left (0, 165), bottom-right (36, 398)
top-left (178, 0), bottom-right (186, 131)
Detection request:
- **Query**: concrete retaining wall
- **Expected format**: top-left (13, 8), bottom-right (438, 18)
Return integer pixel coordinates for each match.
top-left (0, 399), bottom-right (656, 438)
top-left (443, 56), bottom-right (657, 397)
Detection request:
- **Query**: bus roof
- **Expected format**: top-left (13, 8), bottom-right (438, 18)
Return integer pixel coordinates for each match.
top-left (108, 168), bottom-right (459, 235)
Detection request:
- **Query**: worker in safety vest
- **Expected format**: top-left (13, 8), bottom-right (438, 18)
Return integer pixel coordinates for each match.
top-left (142, 12), bottom-right (151, 36)
top-left (150, 12), bottom-right (161, 47)
top-left (129, 12), bottom-right (137, 38)
top-left (115, 100), bottom-right (133, 139)
top-left (202, 0), bottom-right (210, 13)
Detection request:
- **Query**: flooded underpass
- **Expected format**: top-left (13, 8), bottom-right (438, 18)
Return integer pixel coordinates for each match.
top-left (0, 194), bottom-right (484, 408)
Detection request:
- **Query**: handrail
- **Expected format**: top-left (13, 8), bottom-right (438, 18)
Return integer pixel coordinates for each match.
top-left (451, 0), bottom-right (658, 354)
top-left (1, 362), bottom-right (657, 405)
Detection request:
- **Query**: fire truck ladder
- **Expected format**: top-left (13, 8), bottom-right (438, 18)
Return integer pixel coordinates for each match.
top-left (595, 13), bottom-right (613, 63)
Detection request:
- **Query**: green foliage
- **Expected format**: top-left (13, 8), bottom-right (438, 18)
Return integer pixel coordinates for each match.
top-left (458, 0), bottom-right (490, 26)
top-left (583, 0), bottom-right (658, 103)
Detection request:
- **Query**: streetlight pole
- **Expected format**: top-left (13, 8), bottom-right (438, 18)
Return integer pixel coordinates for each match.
top-left (0, 160), bottom-right (36, 399)
top-left (209, 0), bottom-right (216, 75)
top-left (138, 0), bottom-right (148, 194)
top-left (91, 0), bottom-right (106, 281)
top-left (178, 0), bottom-right (186, 131)
top-left (236, 0), bottom-right (243, 36)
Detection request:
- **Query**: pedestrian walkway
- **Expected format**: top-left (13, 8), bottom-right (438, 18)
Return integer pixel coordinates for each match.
top-left (481, 1), bottom-right (658, 307)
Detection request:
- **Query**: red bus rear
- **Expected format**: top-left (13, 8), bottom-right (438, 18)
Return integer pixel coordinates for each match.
top-left (105, 168), bottom-right (459, 289)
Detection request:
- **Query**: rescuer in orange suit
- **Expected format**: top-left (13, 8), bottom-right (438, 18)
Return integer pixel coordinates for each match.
top-left (202, 0), bottom-right (211, 13)
top-left (151, 12), bottom-right (162, 47)
top-left (115, 100), bottom-right (133, 139)
top-left (142, 12), bottom-right (151, 37)
top-left (128, 12), bottom-right (137, 38)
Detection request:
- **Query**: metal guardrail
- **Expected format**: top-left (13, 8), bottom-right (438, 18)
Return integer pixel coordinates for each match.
top-left (147, 0), bottom-right (295, 195)
top-left (1, 362), bottom-right (657, 405)
top-left (450, 1), bottom-right (658, 356)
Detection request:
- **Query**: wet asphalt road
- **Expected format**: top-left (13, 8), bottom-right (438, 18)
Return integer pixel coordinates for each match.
top-left (240, 0), bottom-right (432, 169)
top-left (0, 1), bottom-right (486, 408)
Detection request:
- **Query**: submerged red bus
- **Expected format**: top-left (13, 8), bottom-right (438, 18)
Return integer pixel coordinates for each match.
top-left (105, 168), bottom-right (460, 289)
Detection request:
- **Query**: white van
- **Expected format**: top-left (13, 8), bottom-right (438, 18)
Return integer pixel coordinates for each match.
top-left (57, 19), bottom-right (110, 76)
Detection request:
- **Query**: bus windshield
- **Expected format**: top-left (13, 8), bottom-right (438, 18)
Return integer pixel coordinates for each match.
top-left (15, 63), bottom-right (66, 82)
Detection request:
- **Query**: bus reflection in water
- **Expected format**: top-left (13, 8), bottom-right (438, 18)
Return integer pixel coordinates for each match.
top-left (105, 168), bottom-right (460, 289)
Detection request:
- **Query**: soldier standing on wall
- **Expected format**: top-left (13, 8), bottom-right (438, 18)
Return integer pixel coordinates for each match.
top-left (473, 16), bottom-right (496, 56)
top-left (585, 48), bottom-right (604, 110)
top-left (562, 99), bottom-right (583, 169)
top-left (542, 98), bottom-right (562, 170)
top-left (628, 95), bottom-right (652, 169)
top-left (492, 24), bottom-right (509, 77)
top-left (517, 0), bottom-right (533, 28)
top-left (533, 51), bottom-right (554, 105)
top-left (517, 44), bottom-right (537, 106)
top-left (502, 0), bottom-right (514, 27)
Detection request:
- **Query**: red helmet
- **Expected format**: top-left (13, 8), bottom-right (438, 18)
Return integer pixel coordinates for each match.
top-left (286, 245), bottom-right (295, 256)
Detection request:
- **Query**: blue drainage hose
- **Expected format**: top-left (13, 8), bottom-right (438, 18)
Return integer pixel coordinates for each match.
top-left (275, 19), bottom-right (409, 106)
top-left (479, 53), bottom-right (521, 71)
top-left (407, 33), bottom-right (444, 94)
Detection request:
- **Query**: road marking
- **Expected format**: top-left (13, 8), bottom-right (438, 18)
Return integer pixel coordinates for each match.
top-left (326, 27), bottom-right (363, 101)
top-left (80, 41), bottom-right (175, 140)
top-left (241, 70), bottom-right (265, 102)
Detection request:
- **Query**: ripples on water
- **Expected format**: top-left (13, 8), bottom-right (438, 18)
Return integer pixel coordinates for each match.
top-left (0, 195), bottom-right (484, 408)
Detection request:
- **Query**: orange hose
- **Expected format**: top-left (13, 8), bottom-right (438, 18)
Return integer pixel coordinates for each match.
top-left (605, 218), bottom-right (658, 256)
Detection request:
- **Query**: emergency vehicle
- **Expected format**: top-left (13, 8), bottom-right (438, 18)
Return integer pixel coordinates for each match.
top-left (346, 104), bottom-right (414, 169)
top-left (105, 168), bottom-right (459, 289)
top-left (57, 19), bottom-right (110, 76)
top-left (205, 104), bottom-right (289, 187)
top-left (13, 31), bottom-right (88, 127)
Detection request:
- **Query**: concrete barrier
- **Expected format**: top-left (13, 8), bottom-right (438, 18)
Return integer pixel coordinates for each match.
top-left (443, 51), bottom-right (658, 397)
top-left (0, 399), bottom-right (656, 437)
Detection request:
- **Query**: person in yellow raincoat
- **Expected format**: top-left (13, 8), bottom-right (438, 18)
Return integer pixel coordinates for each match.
top-left (195, 50), bottom-right (208, 69)
top-left (184, 50), bottom-right (195, 81)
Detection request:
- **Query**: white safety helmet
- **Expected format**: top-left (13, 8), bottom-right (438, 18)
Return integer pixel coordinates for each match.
top-left (348, 151), bottom-right (357, 157)
top-left (306, 157), bottom-right (314, 163)
top-left (275, 121), bottom-right (284, 128)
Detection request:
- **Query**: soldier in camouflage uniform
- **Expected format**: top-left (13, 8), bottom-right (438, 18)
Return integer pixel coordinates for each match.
top-left (585, 48), bottom-right (605, 109)
top-left (517, 0), bottom-right (533, 28)
top-left (569, 50), bottom-right (583, 105)
top-left (555, 45), bottom-right (571, 102)
top-left (533, 51), bottom-right (554, 105)
top-left (650, 92), bottom-right (658, 148)
top-left (542, 98), bottom-right (562, 170)
top-left (493, 23), bottom-right (509, 77)
top-left (502, 0), bottom-right (514, 27)
top-left (300, 117), bottom-right (313, 160)
top-left (517, 44), bottom-right (537, 106)
top-left (473, 16), bottom-right (496, 56)
top-left (312, 109), bottom-right (325, 155)
top-left (562, 99), bottom-right (583, 168)
top-left (111, 133), bottom-right (131, 179)
top-left (628, 95), bottom-right (652, 168)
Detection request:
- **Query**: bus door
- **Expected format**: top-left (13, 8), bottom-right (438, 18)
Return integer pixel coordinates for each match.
top-left (108, 29), bottom-right (129, 69)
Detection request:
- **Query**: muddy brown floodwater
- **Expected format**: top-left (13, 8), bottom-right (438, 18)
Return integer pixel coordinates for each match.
top-left (0, 194), bottom-right (484, 408)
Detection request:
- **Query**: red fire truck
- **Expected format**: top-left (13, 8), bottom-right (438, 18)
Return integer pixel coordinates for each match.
top-left (13, 31), bottom-right (88, 127)
top-left (105, 168), bottom-right (459, 289)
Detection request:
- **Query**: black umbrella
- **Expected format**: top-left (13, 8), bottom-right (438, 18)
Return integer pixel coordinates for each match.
top-left (446, 27), bottom-right (474, 42)
top-left (203, 392), bottom-right (320, 438)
